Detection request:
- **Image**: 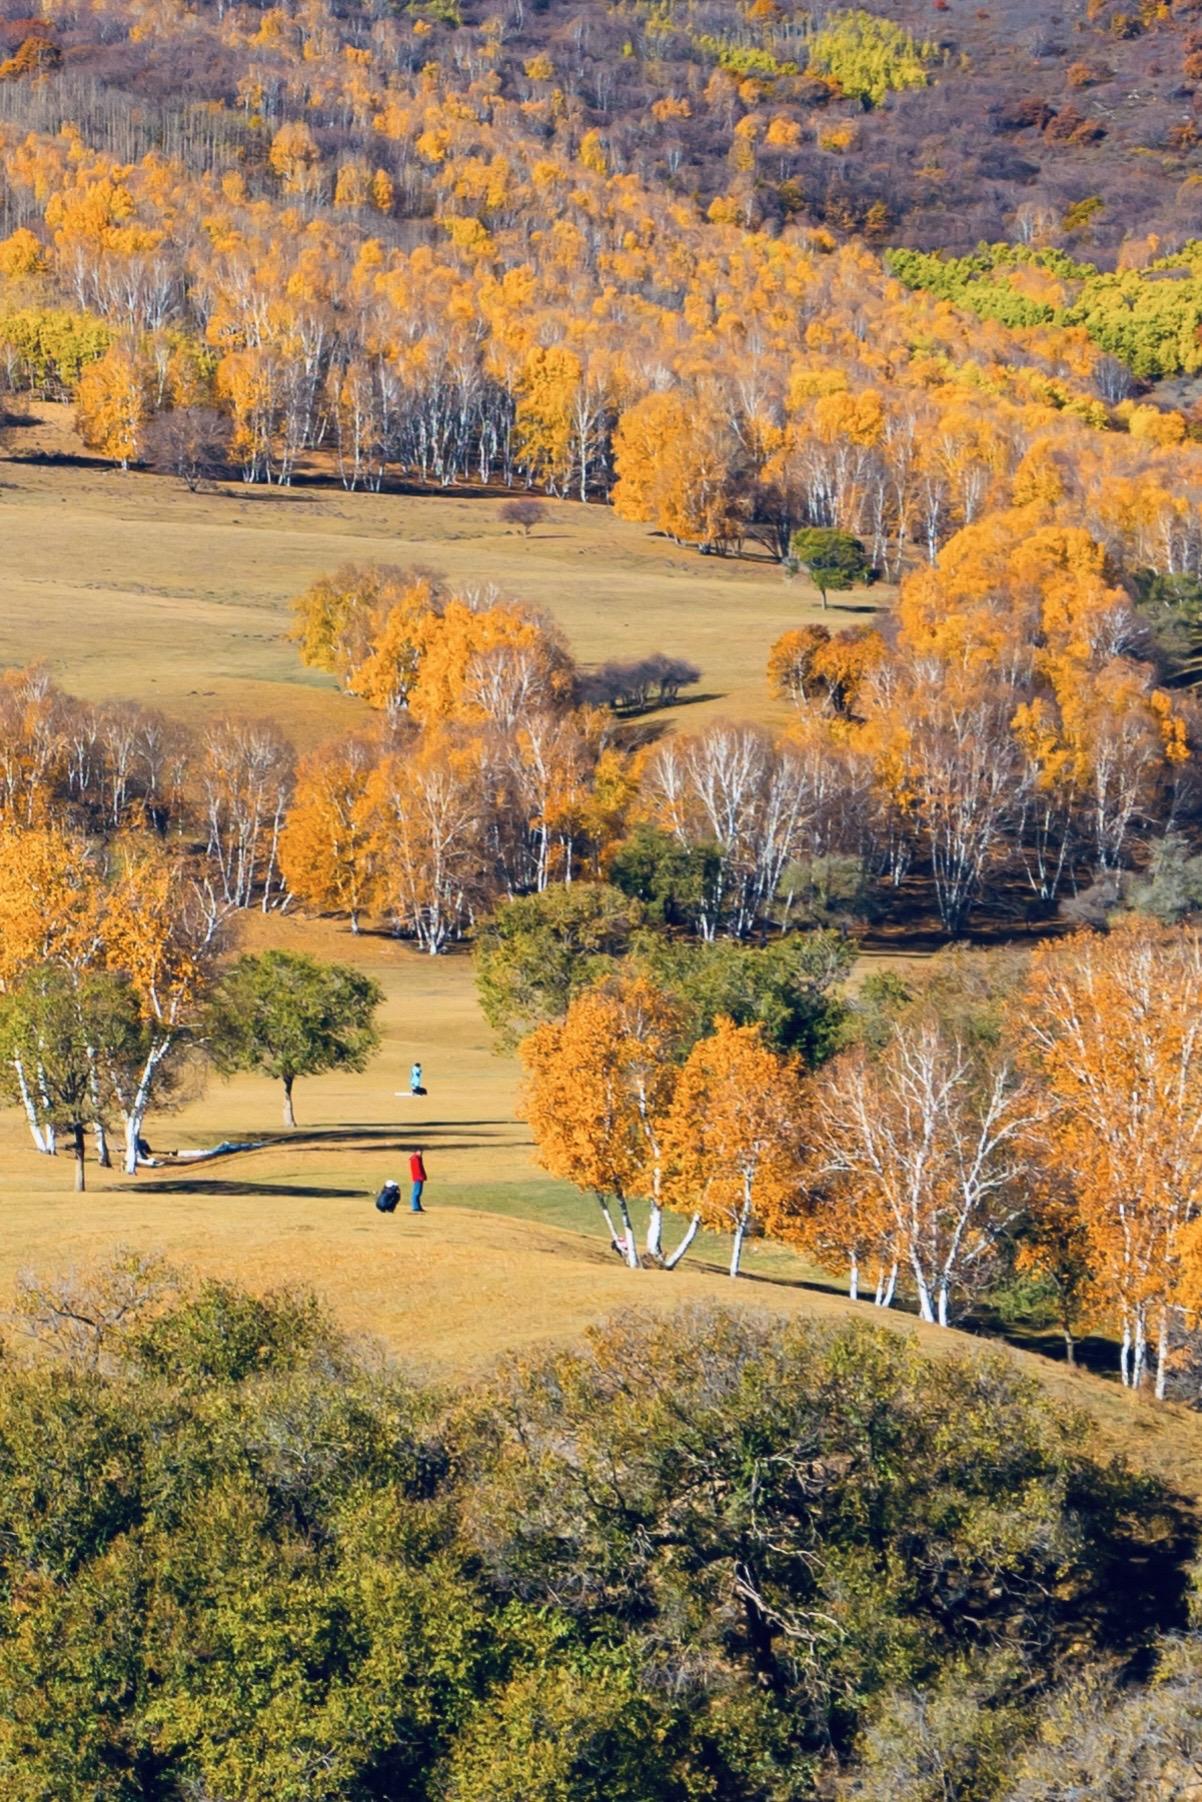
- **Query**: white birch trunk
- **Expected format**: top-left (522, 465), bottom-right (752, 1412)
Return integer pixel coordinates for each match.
top-left (123, 1039), bottom-right (171, 1173)
top-left (616, 1195), bottom-right (640, 1269)
top-left (1155, 1306), bottom-right (1171, 1402)
top-left (1120, 1311), bottom-right (1132, 1388)
top-left (595, 1194), bottom-right (622, 1254)
top-left (664, 1213), bottom-right (701, 1270)
top-left (13, 1056), bottom-right (50, 1153)
top-left (729, 1212), bottom-right (748, 1278)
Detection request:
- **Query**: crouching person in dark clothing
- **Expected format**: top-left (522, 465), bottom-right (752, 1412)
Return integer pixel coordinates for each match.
top-left (375, 1179), bottom-right (401, 1214)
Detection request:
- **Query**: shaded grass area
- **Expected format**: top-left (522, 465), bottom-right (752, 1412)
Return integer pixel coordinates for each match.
top-left (435, 1177), bottom-right (840, 1287)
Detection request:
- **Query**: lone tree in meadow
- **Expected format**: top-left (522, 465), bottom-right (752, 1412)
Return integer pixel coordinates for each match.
top-left (143, 406), bottom-right (231, 491)
top-left (789, 526), bottom-right (873, 609)
top-left (500, 498), bottom-right (548, 536)
top-left (207, 950), bottom-right (382, 1127)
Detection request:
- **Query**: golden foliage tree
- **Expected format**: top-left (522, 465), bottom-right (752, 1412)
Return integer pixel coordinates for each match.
top-left (280, 735), bottom-right (380, 932)
top-left (1024, 918), bottom-right (1202, 1396)
top-left (661, 1016), bottom-right (805, 1277)
top-left (520, 972), bottom-right (692, 1268)
top-left (74, 340), bottom-right (150, 468)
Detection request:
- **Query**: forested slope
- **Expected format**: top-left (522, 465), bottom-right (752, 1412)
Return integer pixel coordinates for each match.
top-left (6, 0), bottom-right (1202, 250)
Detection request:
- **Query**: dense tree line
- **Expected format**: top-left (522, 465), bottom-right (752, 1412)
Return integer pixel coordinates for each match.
top-left (0, 0), bottom-right (1200, 251)
top-left (508, 905), bottom-right (1202, 1400)
top-left (2, 1), bottom-right (1202, 578)
top-left (278, 517), bottom-right (1202, 949)
top-left (0, 1277), bottom-right (1191, 1800)
top-left (0, 491), bottom-right (1200, 962)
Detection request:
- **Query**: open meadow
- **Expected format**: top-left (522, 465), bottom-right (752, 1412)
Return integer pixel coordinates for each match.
top-left (0, 414), bottom-right (1198, 1513)
top-left (0, 405), bottom-right (843, 742)
top-left (3, 909), bottom-right (1201, 1504)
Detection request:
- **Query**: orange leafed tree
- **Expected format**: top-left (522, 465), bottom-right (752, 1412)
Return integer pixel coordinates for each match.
top-left (75, 340), bottom-right (151, 468)
top-left (519, 972), bottom-right (693, 1268)
top-left (612, 390), bottom-right (745, 549)
top-left (0, 666), bottom-right (68, 827)
top-left (407, 595), bottom-right (576, 727)
top-left (280, 735), bottom-right (380, 932)
top-left (103, 840), bottom-right (228, 1171)
top-left (0, 823), bottom-right (102, 1154)
top-left (1023, 918), bottom-right (1202, 1396)
top-left (661, 1016), bottom-right (805, 1277)
top-left (768, 624), bottom-right (886, 718)
top-left (521, 985), bottom-right (644, 1268)
top-left (291, 564), bottom-right (443, 717)
top-left (790, 1148), bottom-right (897, 1307)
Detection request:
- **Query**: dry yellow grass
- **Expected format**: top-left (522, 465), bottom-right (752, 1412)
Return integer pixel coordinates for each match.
top-left (0, 916), bottom-right (1197, 1503)
top-left (0, 917), bottom-right (833, 1383)
top-left (2, 417), bottom-right (1199, 1505)
top-left (2, 404), bottom-right (865, 744)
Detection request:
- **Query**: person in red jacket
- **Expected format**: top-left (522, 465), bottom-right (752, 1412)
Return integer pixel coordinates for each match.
top-left (409, 1148), bottom-right (427, 1213)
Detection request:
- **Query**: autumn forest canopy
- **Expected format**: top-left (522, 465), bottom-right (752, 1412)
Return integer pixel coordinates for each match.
top-left (9, 0), bottom-right (1202, 1794)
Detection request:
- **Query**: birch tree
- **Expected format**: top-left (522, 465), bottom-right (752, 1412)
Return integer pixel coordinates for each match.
top-left (103, 844), bottom-right (228, 1172)
top-left (279, 735), bottom-right (381, 932)
top-left (365, 730), bottom-right (492, 953)
top-left (199, 717), bottom-right (295, 910)
top-left (661, 1016), bottom-right (806, 1277)
top-left (0, 824), bottom-right (102, 1156)
top-left (519, 988), bottom-right (645, 1269)
top-left (1023, 918), bottom-right (1202, 1397)
top-left (519, 972), bottom-right (698, 1269)
top-left (806, 1021), bottom-right (1032, 1325)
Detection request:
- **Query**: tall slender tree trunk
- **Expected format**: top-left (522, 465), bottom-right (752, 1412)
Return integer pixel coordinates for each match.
top-left (73, 1122), bottom-right (86, 1192)
top-left (123, 1038), bottom-right (171, 1173)
top-left (1155, 1306), bottom-right (1171, 1402)
top-left (595, 1193), bottom-right (622, 1255)
top-left (1133, 1307), bottom-right (1148, 1391)
top-left (13, 1056), bottom-right (50, 1153)
top-left (730, 1216), bottom-right (747, 1278)
top-left (913, 1259), bottom-right (936, 1324)
top-left (848, 1253), bottom-right (859, 1302)
top-left (615, 1194), bottom-right (639, 1269)
top-left (664, 1213), bottom-right (701, 1270)
top-left (86, 1050), bottom-right (111, 1166)
top-left (36, 1065), bottom-right (56, 1154)
top-left (730, 1194), bottom-right (752, 1279)
top-left (283, 1075), bottom-right (297, 1128)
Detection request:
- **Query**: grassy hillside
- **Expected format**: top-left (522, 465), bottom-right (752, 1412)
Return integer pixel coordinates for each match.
top-left (4, 913), bottom-right (1202, 1511)
top-left (0, 406), bottom-right (850, 741)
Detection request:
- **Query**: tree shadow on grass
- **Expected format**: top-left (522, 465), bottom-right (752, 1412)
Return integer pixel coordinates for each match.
top-left (114, 1179), bottom-right (369, 1198)
top-left (988, 1325), bottom-right (1121, 1379)
top-left (154, 1120), bottom-right (515, 1150)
